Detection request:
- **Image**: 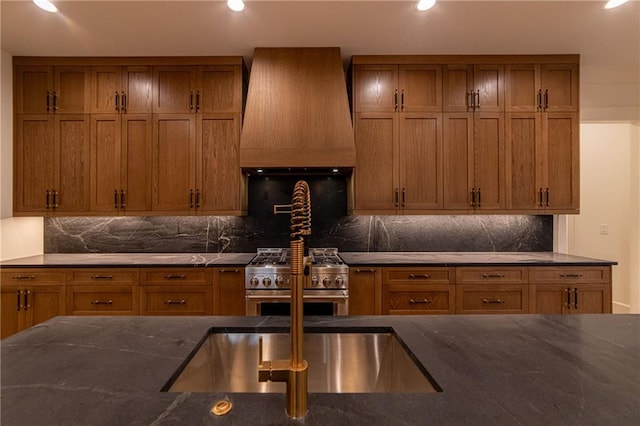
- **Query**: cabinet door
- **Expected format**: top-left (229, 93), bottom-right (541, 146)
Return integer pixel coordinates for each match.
top-left (474, 113), bottom-right (505, 210)
top-left (543, 112), bottom-right (579, 211)
top-left (473, 64), bottom-right (504, 112)
top-left (540, 64), bottom-right (578, 112)
top-left (198, 66), bottom-right (241, 113)
top-left (55, 115), bottom-right (91, 212)
top-left (349, 268), bottom-right (381, 315)
top-left (140, 286), bottom-right (213, 315)
top-left (382, 284), bottom-right (455, 315)
top-left (506, 64), bottom-right (539, 112)
top-left (532, 284), bottom-right (570, 314)
top-left (91, 66), bottom-right (121, 113)
top-left (573, 285), bottom-right (610, 314)
top-left (29, 285), bottom-right (66, 328)
top-left (456, 285), bottom-right (528, 314)
top-left (197, 113), bottom-right (241, 213)
top-left (505, 113), bottom-right (542, 210)
top-left (14, 115), bottom-right (55, 213)
top-left (399, 113), bottom-right (443, 210)
top-left (353, 113), bottom-right (398, 212)
top-left (353, 65), bottom-right (398, 112)
top-left (399, 65), bottom-right (442, 112)
top-left (122, 66), bottom-right (153, 114)
top-left (152, 114), bottom-right (196, 212)
top-left (122, 114), bottom-right (153, 212)
top-left (443, 113), bottom-right (473, 210)
top-left (1, 287), bottom-right (24, 338)
top-left (90, 114), bottom-right (122, 212)
top-left (213, 268), bottom-right (244, 316)
top-left (443, 64), bottom-right (473, 112)
top-left (54, 66), bottom-right (91, 113)
top-left (67, 285), bottom-right (138, 315)
top-left (15, 66), bottom-right (53, 114)
top-left (153, 66), bottom-right (197, 113)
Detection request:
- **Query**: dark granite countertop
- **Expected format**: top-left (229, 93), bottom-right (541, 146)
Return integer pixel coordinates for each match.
top-left (1, 315), bottom-right (638, 425)
top-left (339, 252), bottom-right (617, 266)
top-left (0, 253), bottom-right (256, 268)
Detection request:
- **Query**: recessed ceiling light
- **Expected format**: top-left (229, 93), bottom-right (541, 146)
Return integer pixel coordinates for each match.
top-left (604, 0), bottom-right (628, 9)
top-left (227, 0), bottom-right (245, 12)
top-left (417, 0), bottom-right (436, 12)
top-left (33, 0), bottom-right (57, 13)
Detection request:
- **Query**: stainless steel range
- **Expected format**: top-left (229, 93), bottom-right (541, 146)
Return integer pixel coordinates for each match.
top-left (245, 248), bottom-right (349, 316)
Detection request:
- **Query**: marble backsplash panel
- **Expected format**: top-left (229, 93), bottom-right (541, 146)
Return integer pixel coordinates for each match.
top-left (44, 215), bottom-right (553, 253)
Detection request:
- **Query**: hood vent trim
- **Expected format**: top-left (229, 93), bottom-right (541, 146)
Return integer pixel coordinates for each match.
top-left (240, 47), bottom-right (355, 170)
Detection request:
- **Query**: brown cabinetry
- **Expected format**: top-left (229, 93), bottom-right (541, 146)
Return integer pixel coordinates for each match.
top-left (15, 65), bottom-right (91, 114)
top-left (212, 268), bottom-right (245, 315)
top-left (443, 64), bottom-right (504, 113)
top-left (140, 269), bottom-right (213, 315)
top-left (349, 267), bottom-right (382, 315)
top-left (506, 64), bottom-right (578, 112)
top-left (0, 270), bottom-right (66, 339)
top-left (381, 267), bottom-right (455, 315)
top-left (91, 66), bottom-right (152, 114)
top-left (66, 269), bottom-right (139, 315)
top-left (530, 266), bottom-right (611, 314)
top-left (455, 267), bottom-right (529, 314)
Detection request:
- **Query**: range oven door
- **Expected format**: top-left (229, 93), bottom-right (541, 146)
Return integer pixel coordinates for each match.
top-left (245, 290), bottom-right (348, 316)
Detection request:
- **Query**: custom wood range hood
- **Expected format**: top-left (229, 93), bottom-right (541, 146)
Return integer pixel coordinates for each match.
top-left (239, 47), bottom-right (356, 172)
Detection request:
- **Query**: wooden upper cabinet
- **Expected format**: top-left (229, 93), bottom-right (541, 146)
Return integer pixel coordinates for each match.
top-left (199, 66), bottom-right (242, 113)
top-left (543, 112), bottom-right (579, 211)
top-left (354, 64), bottom-right (442, 113)
top-left (91, 66), bottom-right (152, 114)
top-left (15, 65), bottom-right (90, 114)
top-left (444, 64), bottom-right (504, 113)
top-left (153, 66), bottom-right (197, 113)
top-left (505, 113), bottom-right (540, 210)
top-left (506, 64), bottom-right (578, 112)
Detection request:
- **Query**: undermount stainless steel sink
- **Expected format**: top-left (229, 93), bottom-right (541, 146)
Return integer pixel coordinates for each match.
top-left (164, 329), bottom-right (440, 393)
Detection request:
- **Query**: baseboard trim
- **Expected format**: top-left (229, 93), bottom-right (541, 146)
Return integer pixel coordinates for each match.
top-left (612, 301), bottom-right (631, 314)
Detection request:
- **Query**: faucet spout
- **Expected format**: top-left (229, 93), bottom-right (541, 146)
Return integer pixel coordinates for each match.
top-left (258, 180), bottom-right (310, 419)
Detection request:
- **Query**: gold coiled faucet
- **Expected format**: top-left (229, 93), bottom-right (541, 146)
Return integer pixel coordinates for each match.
top-left (259, 180), bottom-right (311, 418)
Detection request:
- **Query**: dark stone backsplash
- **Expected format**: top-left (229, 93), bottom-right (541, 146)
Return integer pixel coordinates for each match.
top-left (44, 175), bottom-right (553, 253)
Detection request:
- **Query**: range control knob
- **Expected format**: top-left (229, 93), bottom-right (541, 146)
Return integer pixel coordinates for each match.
top-left (322, 277), bottom-right (332, 288)
top-left (275, 276), bottom-right (285, 288)
top-left (335, 276), bottom-right (344, 288)
top-left (311, 276), bottom-right (319, 287)
top-left (250, 277), bottom-right (259, 288)
top-left (262, 277), bottom-right (272, 288)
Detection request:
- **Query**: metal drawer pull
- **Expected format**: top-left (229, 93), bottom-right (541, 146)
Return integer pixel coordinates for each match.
top-left (482, 274), bottom-right (505, 278)
top-left (165, 299), bottom-right (187, 305)
top-left (573, 288), bottom-right (579, 309)
top-left (565, 288), bottom-right (572, 308)
top-left (165, 275), bottom-right (186, 279)
top-left (409, 299), bottom-right (431, 304)
top-left (16, 290), bottom-right (21, 311)
top-left (355, 269), bottom-right (376, 273)
top-left (482, 298), bottom-right (505, 304)
top-left (409, 274), bottom-right (431, 279)
top-left (220, 269), bottom-right (240, 273)
top-left (24, 290), bottom-right (31, 310)
top-left (91, 275), bottom-right (113, 280)
top-left (91, 300), bottom-right (113, 305)
top-left (560, 274), bottom-right (583, 278)
top-left (13, 275), bottom-right (36, 280)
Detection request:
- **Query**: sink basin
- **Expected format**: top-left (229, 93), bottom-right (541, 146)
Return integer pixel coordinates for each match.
top-left (164, 328), bottom-right (440, 393)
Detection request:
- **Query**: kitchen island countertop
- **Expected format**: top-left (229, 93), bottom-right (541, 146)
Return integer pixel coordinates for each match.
top-left (1, 314), bottom-right (638, 425)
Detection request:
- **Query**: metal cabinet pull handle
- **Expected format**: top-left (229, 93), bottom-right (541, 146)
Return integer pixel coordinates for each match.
top-left (196, 90), bottom-right (200, 112)
top-left (46, 190), bottom-right (51, 209)
top-left (565, 288), bottom-right (571, 308)
top-left (409, 299), bottom-right (431, 304)
top-left (195, 189), bottom-right (201, 208)
top-left (189, 91), bottom-right (194, 112)
top-left (409, 274), bottom-right (431, 279)
top-left (91, 275), bottom-right (113, 280)
top-left (16, 290), bottom-right (21, 311)
top-left (477, 188), bottom-right (481, 207)
top-left (355, 269), bottom-right (376, 273)
top-left (165, 299), bottom-right (186, 305)
top-left (189, 189), bottom-right (194, 208)
top-left (482, 298), bottom-right (505, 304)
top-left (120, 190), bottom-right (126, 208)
top-left (46, 91), bottom-right (51, 112)
top-left (394, 89), bottom-right (398, 111)
top-left (91, 300), bottom-right (113, 305)
top-left (560, 274), bottom-right (583, 278)
top-left (394, 188), bottom-right (399, 207)
top-left (24, 290), bottom-right (31, 310)
top-left (401, 89), bottom-right (405, 111)
top-left (482, 274), bottom-right (505, 278)
top-left (538, 188), bottom-right (543, 207)
top-left (114, 190), bottom-right (119, 209)
top-left (121, 92), bottom-right (127, 112)
top-left (537, 89), bottom-right (543, 110)
top-left (165, 274), bottom-right (186, 280)
top-left (573, 288), bottom-right (579, 309)
top-left (13, 275), bottom-right (36, 280)
top-left (401, 188), bottom-right (406, 207)
top-left (52, 190), bottom-right (59, 208)
top-left (470, 189), bottom-right (476, 207)
top-left (53, 91), bottom-right (57, 111)
top-left (475, 90), bottom-right (480, 109)
top-left (115, 91), bottom-right (119, 112)
top-left (545, 188), bottom-right (550, 207)
top-left (220, 269), bottom-right (240, 273)
top-left (544, 89), bottom-right (549, 110)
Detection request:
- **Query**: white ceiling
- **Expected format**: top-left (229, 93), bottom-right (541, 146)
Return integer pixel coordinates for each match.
top-left (1, 0), bottom-right (639, 69)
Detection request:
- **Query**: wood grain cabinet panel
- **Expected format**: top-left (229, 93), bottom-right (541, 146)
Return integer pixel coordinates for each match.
top-left (15, 65), bottom-right (91, 114)
top-left (212, 268), bottom-right (245, 316)
top-left (506, 64), bottom-right (578, 112)
top-left (349, 267), bottom-right (382, 315)
top-left (141, 286), bottom-right (213, 315)
top-left (91, 66), bottom-right (152, 114)
top-left (67, 286), bottom-right (138, 315)
top-left (456, 285), bottom-right (529, 314)
top-left (456, 267), bottom-right (527, 284)
top-left (382, 267), bottom-right (455, 315)
top-left (443, 64), bottom-right (504, 113)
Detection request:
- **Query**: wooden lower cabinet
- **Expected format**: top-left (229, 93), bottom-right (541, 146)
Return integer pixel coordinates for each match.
top-left (456, 285), bottom-right (529, 314)
top-left (1, 269), bottom-right (66, 338)
top-left (529, 266), bottom-right (611, 314)
top-left (349, 267), bottom-right (382, 315)
top-left (213, 267), bottom-right (245, 315)
top-left (140, 268), bottom-right (212, 315)
top-left (381, 267), bottom-right (455, 315)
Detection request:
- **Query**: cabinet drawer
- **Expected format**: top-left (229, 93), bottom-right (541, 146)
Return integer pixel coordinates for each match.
top-left (142, 269), bottom-right (209, 285)
top-left (529, 267), bottom-right (610, 284)
top-left (382, 284), bottom-right (455, 315)
top-left (456, 267), bottom-right (527, 284)
top-left (1, 270), bottom-right (66, 285)
top-left (140, 285), bottom-right (213, 315)
top-left (67, 269), bottom-right (139, 284)
top-left (67, 285), bottom-right (138, 315)
top-left (456, 285), bottom-right (529, 314)
top-left (383, 267), bottom-right (454, 284)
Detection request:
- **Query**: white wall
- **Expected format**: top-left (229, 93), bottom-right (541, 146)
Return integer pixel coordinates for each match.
top-left (0, 50), bottom-right (44, 261)
top-left (567, 123), bottom-right (640, 313)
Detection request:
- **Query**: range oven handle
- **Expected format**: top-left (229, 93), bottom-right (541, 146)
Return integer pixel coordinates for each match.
top-left (245, 293), bottom-right (348, 301)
